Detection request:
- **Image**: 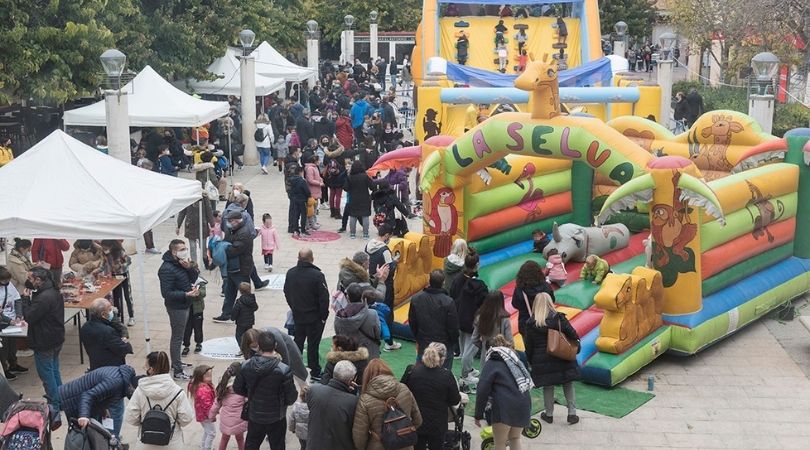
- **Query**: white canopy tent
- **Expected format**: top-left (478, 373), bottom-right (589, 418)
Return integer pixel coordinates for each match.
top-left (178, 51), bottom-right (286, 96)
top-left (63, 65), bottom-right (230, 127)
top-left (0, 130), bottom-right (203, 351)
top-left (251, 41), bottom-right (316, 83)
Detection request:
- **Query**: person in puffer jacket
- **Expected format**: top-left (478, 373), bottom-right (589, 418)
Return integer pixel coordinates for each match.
top-left (59, 365), bottom-right (137, 441)
top-left (334, 283), bottom-right (382, 359)
top-left (545, 248), bottom-right (568, 286)
top-left (337, 253), bottom-right (387, 299)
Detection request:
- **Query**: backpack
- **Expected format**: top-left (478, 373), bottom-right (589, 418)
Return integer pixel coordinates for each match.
top-left (379, 397), bottom-right (418, 449)
top-left (254, 127), bottom-right (266, 142)
top-left (139, 390), bottom-right (182, 446)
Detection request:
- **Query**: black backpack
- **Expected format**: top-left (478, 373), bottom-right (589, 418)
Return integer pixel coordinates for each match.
top-left (254, 127), bottom-right (266, 142)
top-left (379, 397), bottom-right (418, 450)
top-left (139, 390), bottom-right (182, 446)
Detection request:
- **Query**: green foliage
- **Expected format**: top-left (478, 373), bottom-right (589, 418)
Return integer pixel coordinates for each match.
top-left (598, 0), bottom-right (658, 40)
top-left (304, 0), bottom-right (422, 46)
top-left (0, 0), bottom-right (305, 105)
top-left (671, 80), bottom-right (810, 137)
top-left (773, 103), bottom-right (810, 137)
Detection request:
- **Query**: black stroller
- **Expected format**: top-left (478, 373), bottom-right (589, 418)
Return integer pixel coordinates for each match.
top-left (444, 401), bottom-right (472, 450)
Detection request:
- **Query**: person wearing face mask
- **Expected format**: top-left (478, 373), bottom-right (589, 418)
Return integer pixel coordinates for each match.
top-left (7, 238), bottom-right (33, 293)
top-left (21, 267), bottom-right (66, 423)
top-left (80, 298), bottom-right (133, 370)
top-left (99, 240), bottom-right (136, 326)
top-left (0, 267), bottom-right (28, 380)
top-left (68, 239), bottom-right (103, 276)
top-left (212, 211), bottom-right (255, 323)
top-left (158, 240), bottom-right (200, 380)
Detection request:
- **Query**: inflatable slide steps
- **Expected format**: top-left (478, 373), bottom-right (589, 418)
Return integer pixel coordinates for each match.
top-left (581, 325), bottom-right (672, 387)
top-left (665, 256), bottom-right (810, 354)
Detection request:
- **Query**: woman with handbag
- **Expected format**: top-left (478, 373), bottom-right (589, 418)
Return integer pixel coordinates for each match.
top-left (473, 334), bottom-right (532, 450)
top-left (524, 292), bottom-right (580, 425)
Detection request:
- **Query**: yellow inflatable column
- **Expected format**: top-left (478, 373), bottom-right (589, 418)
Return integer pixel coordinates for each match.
top-left (647, 157), bottom-right (704, 314)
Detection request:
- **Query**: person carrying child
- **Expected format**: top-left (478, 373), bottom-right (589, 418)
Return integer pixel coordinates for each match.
top-left (581, 254), bottom-right (610, 284)
top-left (545, 248), bottom-right (568, 286)
top-left (189, 364), bottom-right (217, 450)
top-left (258, 214), bottom-right (280, 272)
top-left (209, 362), bottom-right (247, 450)
top-left (288, 385), bottom-right (310, 449)
top-left (231, 282), bottom-right (258, 345)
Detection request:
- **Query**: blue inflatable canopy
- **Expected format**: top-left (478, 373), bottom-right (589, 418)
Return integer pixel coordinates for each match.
top-left (445, 57), bottom-right (612, 88)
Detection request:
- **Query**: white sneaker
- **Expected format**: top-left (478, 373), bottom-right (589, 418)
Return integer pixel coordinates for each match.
top-left (267, 265), bottom-right (273, 272)
top-left (383, 342), bottom-right (402, 352)
top-left (460, 374), bottom-right (479, 386)
top-left (127, 317), bottom-right (136, 327)
top-left (264, 264), bottom-right (271, 271)
top-left (261, 166), bottom-right (268, 174)
top-left (469, 368), bottom-right (480, 378)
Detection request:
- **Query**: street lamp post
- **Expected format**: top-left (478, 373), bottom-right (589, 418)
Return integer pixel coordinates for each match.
top-left (306, 20), bottom-right (320, 87)
top-left (613, 21), bottom-right (628, 59)
top-left (345, 15), bottom-right (355, 64)
top-left (100, 49), bottom-right (130, 164)
top-left (748, 52), bottom-right (780, 134)
top-left (369, 10), bottom-right (379, 61)
top-left (657, 32), bottom-right (677, 128)
top-left (238, 29), bottom-right (258, 166)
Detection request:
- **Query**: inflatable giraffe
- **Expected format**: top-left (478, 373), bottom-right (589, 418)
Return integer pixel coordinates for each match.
top-left (514, 58), bottom-right (560, 120)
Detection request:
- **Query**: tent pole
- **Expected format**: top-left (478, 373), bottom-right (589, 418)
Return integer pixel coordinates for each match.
top-left (135, 238), bottom-right (151, 353)
top-left (198, 200), bottom-right (204, 268)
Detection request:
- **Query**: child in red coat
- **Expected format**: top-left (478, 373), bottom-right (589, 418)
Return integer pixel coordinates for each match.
top-left (189, 365), bottom-right (217, 450)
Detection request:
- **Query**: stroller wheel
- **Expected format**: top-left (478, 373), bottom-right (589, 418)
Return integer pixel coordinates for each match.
top-left (522, 418), bottom-right (542, 438)
top-left (481, 437), bottom-right (495, 450)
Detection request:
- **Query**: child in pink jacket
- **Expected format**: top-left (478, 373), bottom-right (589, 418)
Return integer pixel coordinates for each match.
top-left (209, 362), bottom-right (248, 450)
top-left (189, 365), bottom-right (217, 450)
top-left (258, 213), bottom-right (280, 272)
top-left (304, 154), bottom-right (324, 230)
top-left (545, 248), bottom-right (568, 286)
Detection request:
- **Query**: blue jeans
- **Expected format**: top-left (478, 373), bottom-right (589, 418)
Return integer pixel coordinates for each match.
top-left (34, 345), bottom-right (63, 412)
top-left (222, 274), bottom-right (250, 317)
top-left (390, 74), bottom-right (397, 89)
top-left (258, 147), bottom-right (271, 167)
top-left (103, 398), bottom-right (124, 440)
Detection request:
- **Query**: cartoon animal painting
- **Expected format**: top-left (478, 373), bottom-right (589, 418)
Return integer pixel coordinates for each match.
top-left (744, 180), bottom-right (785, 243)
top-left (514, 58), bottom-right (560, 120)
top-left (695, 114), bottom-right (745, 171)
top-left (543, 222), bottom-right (630, 263)
top-left (423, 109), bottom-right (442, 140)
top-left (650, 171), bottom-right (697, 267)
top-left (425, 187), bottom-right (458, 257)
top-left (513, 162), bottom-right (546, 222)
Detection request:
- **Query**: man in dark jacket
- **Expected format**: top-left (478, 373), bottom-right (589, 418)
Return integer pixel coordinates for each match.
top-left (296, 109), bottom-right (314, 145)
top-left (284, 249), bottom-right (329, 379)
top-left (58, 364), bottom-right (136, 442)
top-left (408, 270), bottom-right (460, 370)
top-left (158, 239), bottom-right (200, 380)
top-left (233, 331), bottom-right (297, 450)
top-left (381, 96), bottom-right (397, 128)
top-left (80, 298), bottom-right (133, 370)
top-left (22, 267), bottom-right (65, 414)
top-left (685, 87), bottom-right (704, 127)
top-left (287, 165), bottom-right (311, 236)
top-left (213, 210), bottom-right (255, 323)
top-left (305, 360), bottom-right (358, 450)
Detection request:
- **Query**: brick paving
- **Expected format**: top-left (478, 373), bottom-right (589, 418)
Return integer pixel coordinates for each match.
top-left (8, 165), bottom-right (810, 449)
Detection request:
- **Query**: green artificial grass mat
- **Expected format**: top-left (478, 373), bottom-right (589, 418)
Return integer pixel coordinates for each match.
top-left (315, 338), bottom-right (653, 419)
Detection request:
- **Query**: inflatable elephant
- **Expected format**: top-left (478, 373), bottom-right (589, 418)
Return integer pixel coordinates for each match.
top-left (543, 222), bottom-right (631, 263)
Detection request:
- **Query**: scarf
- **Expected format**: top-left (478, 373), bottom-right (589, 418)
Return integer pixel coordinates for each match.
top-left (487, 346), bottom-right (534, 393)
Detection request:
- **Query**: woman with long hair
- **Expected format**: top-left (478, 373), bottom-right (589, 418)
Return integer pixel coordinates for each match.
top-left (125, 351), bottom-right (194, 449)
top-left (511, 260), bottom-right (555, 341)
top-left (100, 240), bottom-right (135, 326)
top-left (462, 291), bottom-right (513, 385)
top-left (7, 238), bottom-right (33, 292)
top-left (442, 239), bottom-right (468, 292)
top-left (353, 359), bottom-right (422, 450)
top-left (473, 335), bottom-right (532, 450)
top-left (525, 292), bottom-right (580, 425)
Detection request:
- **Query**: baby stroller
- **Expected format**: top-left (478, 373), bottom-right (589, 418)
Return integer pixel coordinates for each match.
top-left (65, 418), bottom-right (123, 450)
top-left (0, 398), bottom-right (53, 450)
top-left (478, 401), bottom-right (541, 450)
top-left (444, 399), bottom-right (472, 450)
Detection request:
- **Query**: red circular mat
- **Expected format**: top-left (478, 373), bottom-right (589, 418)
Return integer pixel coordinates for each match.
top-left (291, 230), bottom-right (342, 242)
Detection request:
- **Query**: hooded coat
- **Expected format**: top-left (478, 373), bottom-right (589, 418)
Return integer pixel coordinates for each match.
top-left (69, 242), bottom-right (103, 274)
top-left (344, 172), bottom-right (374, 217)
top-left (546, 253), bottom-right (568, 282)
top-left (232, 355), bottom-right (297, 424)
top-left (442, 255), bottom-right (464, 292)
top-left (337, 258), bottom-right (384, 299)
top-left (125, 373), bottom-right (195, 450)
top-left (449, 273), bottom-right (488, 334)
top-left (334, 303), bottom-right (382, 359)
top-left (208, 386), bottom-right (247, 436)
top-left (353, 375), bottom-right (423, 450)
top-left (320, 347), bottom-right (370, 387)
top-left (524, 311), bottom-right (581, 386)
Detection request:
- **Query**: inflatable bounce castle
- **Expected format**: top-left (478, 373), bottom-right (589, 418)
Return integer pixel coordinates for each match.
top-left (369, 0), bottom-right (810, 387)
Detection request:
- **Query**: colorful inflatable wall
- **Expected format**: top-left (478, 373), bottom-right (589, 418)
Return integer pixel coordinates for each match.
top-left (383, 59), bottom-right (810, 387)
